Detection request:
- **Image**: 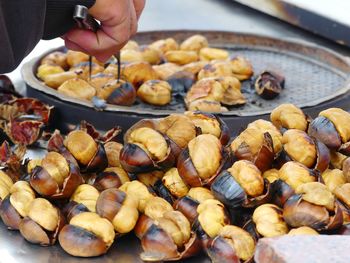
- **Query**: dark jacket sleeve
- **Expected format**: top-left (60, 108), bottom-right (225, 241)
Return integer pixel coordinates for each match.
top-left (0, 0), bottom-right (95, 73)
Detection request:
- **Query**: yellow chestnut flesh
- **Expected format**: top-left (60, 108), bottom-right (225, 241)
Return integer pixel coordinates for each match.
top-left (282, 129), bottom-right (316, 167)
top-left (180, 34), bottom-right (208, 53)
top-left (104, 167), bottom-right (130, 185)
top-left (295, 182), bottom-right (335, 211)
top-left (27, 198), bottom-right (59, 231)
top-left (144, 196), bottom-right (173, 220)
top-left (184, 111), bottom-right (221, 138)
top-left (137, 80), bottom-right (172, 106)
top-left (320, 108), bottom-right (350, 143)
top-left (288, 226), bottom-right (319, 235)
top-left (66, 50), bottom-right (89, 67)
top-left (279, 161), bottom-right (316, 190)
top-left (120, 49), bottom-right (143, 63)
top-left (44, 71), bottom-right (77, 89)
top-left (112, 194), bottom-right (139, 234)
top-left (149, 38), bottom-right (179, 54)
top-left (0, 171), bottom-right (13, 200)
top-left (187, 187), bottom-right (215, 203)
top-left (119, 181), bottom-right (153, 213)
top-left (70, 212), bottom-right (115, 247)
top-left (162, 168), bottom-right (189, 198)
top-left (164, 50), bottom-right (199, 65)
top-left (128, 127), bottom-right (168, 161)
top-left (153, 63), bottom-right (182, 80)
top-left (64, 130), bottom-right (98, 165)
top-left (10, 181), bottom-right (36, 217)
top-left (252, 204), bottom-right (288, 237)
top-left (41, 152), bottom-right (69, 188)
top-left (263, 169), bottom-right (279, 183)
top-left (334, 183), bottom-right (350, 207)
top-left (199, 47), bottom-right (229, 61)
top-left (58, 78), bottom-right (96, 100)
top-left (228, 160), bottom-right (264, 197)
top-left (70, 184), bottom-right (100, 212)
top-left (270, 104), bottom-right (307, 131)
top-left (188, 134), bottom-right (222, 180)
top-left (321, 169), bottom-right (346, 193)
top-left (104, 141), bottom-right (123, 167)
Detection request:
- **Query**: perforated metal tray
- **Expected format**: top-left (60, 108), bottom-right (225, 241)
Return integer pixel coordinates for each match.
top-left (22, 30), bottom-right (350, 132)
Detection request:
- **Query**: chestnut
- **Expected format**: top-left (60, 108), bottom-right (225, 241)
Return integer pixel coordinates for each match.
top-left (104, 141), bottom-right (123, 167)
top-left (187, 99), bottom-right (227, 113)
top-left (283, 182), bottom-right (343, 231)
top-left (57, 78), bottom-right (96, 101)
top-left (254, 71), bottom-right (283, 99)
top-left (119, 180), bottom-right (154, 213)
top-left (43, 71), bottom-right (78, 89)
top-left (165, 70), bottom-right (195, 94)
top-left (140, 210), bottom-right (201, 261)
top-left (263, 169), bottom-right (279, 183)
top-left (64, 130), bottom-right (108, 173)
top-left (187, 187), bottom-right (215, 203)
top-left (158, 114), bottom-right (197, 149)
top-left (173, 195), bottom-right (200, 224)
top-left (216, 76), bottom-right (246, 106)
top-left (164, 50), bottom-right (199, 65)
top-left (120, 49), bottom-right (143, 63)
top-left (153, 63), bottom-right (182, 80)
top-left (182, 61), bottom-right (207, 76)
top-left (308, 108), bottom-right (350, 150)
top-left (0, 181), bottom-right (36, 230)
top-left (288, 226), bottom-right (319, 235)
top-left (104, 80), bottom-right (136, 106)
top-left (66, 50), bottom-right (101, 67)
top-left (330, 151), bottom-right (348, 169)
top-left (184, 111), bottom-right (230, 146)
top-left (199, 47), bottom-right (229, 61)
top-left (29, 151), bottom-right (83, 199)
top-left (41, 51), bottom-right (68, 69)
top-left (19, 198), bottom-right (64, 246)
top-left (270, 103), bottom-right (308, 131)
top-left (177, 134), bottom-right (225, 187)
top-left (197, 199), bottom-right (230, 238)
top-left (180, 34), bottom-right (209, 53)
top-left (96, 188), bottom-right (139, 234)
top-left (139, 45), bottom-right (162, 65)
top-left (59, 212), bottom-right (115, 257)
top-left (0, 170), bottom-right (13, 204)
top-left (93, 167), bottom-right (130, 191)
top-left (211, 160), bottom-right (271, 208)
top-left (322, 169), bottom-right (346, 193)
top-left (161, 167), bottom-right (190, 199)
top-left (334, 183), bottom-right (350, 208)
top-left (252, 203), bottom-right (288, 237)
top-left (69, 62), bottom-right (104, 80)
top-left (137, 80), bottom-right (172, 106)
top-left (70, 184), bottom-right (100, 213)
top-left (120, 127), bottom-right (177, 173)
top-left (89, 73), bottom-right (115, 91)
top-left (122, 61), bottom-right (158, 88)
top-left (229, 56), bottom-right (254, 81)
top-left (36, 64), bottom-right (64, 81)
top-left (206, 225), bottom-right (255, 263)
top-left (149, 38), bottom-right (179, 54)
top-left (122, 40), bottom-right (139, 51)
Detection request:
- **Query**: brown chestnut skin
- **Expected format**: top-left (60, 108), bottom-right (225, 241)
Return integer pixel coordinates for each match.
top-left (59, 224), bottom-right (110, 257)
top-left (283, 194), bottom-right (343, 231)
top-left (308, 116), bottom-right (342, 150)
top-left (254, 71), bottom-right (283, 99)
top-left (173, 196), bottom-right (200, 224)
top-left (93, 168), bottom-right (129, 191)
top-left (271, 179), bottom-right (295, 208)
top-left (206, 236), bottom-right (240, 263)
top-left (0, 196), bottom-right (22, 230)
top-left (62, 201), bottom-right (90, 222)
top-left (105, 80), bottom-right (136, 106)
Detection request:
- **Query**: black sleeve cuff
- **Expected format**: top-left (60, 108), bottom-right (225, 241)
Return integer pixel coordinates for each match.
top-left (43, 0), bottom-right (95, 40)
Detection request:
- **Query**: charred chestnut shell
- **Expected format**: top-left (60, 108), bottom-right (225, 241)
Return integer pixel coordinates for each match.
top-left (254, 71), bottom-right (284, 100)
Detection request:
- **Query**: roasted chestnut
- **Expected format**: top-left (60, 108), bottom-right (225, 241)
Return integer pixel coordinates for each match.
top-left (283, 182), bottom-right (343, 231)
top-left (164, 50), bottom-right (199, 65)
top-left (59, 212), bottom-right (115, 257)
top-left (120, 49), bottom-right (143, 63)
top-left (211, 160), bottom-right (270, 208)
top-left (197, 199), bottom-right (230, 238)
top-left (144, 196), bottom-right (174, 220)
top-left (140, 210), bottom-right (201, 262)
top-left (263, 169), bottom-right (279, 183)
top-left (153, 63), bottom-right (182, 80)
top-left (93, 167), bottom-right (130, 191)
top-left (66, 50), bottom-right (93, 67)
top-left (180, 34), bottom-right (209, 53)
top-left (182, 61), bottom-right (207, 76)
top-left (29, 151), bottom-right (83, 198)
top-left (96, 188), bottom-right (139, 234)
top-left (89, 73), bottom-right (115, 91)
top-left (322, 169), bottom-right (346, 193)
top-left (334, 183), bottom-right (350, 208)
top-left (177, 134), bottom-right (224, 187)
top-left (254, 71), bottom-right (284, 99)
top-left (279, 161), bottom-right (317, 190)
top-left (0, 181), bottom-right (36, 230)
top-left (57, 78), bottom-right (96, 100)
top-left (187, 187), bottom-right (215, 203)
top-left (197, 61), bottom-right (232, 80)
top-left (64, 130), bottom-right (108, 173)
top-left (230, 120), bottom-right (282, 171)
top-left (199, 47), bottom-right (229, 61)
top-left (41, 51), bottom-right (68, 69)
top-left (103, 80), bottom-right (136, 106)
top-left (229, 56), bottom-right (254, 81)
top-left (137, 171), bottom-right (164, 187)
top-left (122, 40), bottom-right (139, 51)
top-left (165, 70), bottom-right (195, 93)
top-left (19, 198), bottom-right (63, 246)
top-left (137, 80), bottom-right (172, 106)
top-left (0, 170), bottom-right (13, 204)
top-left (161, 168), bottom-right (190, 199)
top-left (216, 76), bottom-right (246, 106)
top-left (270, 103), bottom-right (308, 131)
top-left (37, 64), bottom-right (64, 81)
top-left (122, 61), bottom-right (159, 88)
top-left (69, 62), bottom-right (104, 80)
top-left (120, 127), bottom-right (177, 173)
top-left (70, 184), bottom-right (100, 212)
top-left (288, 226), bottom-right (319, 235)
top-left (43, 71), bottom-right (78, 89)
top-left (149, 38), bottom-right (179, 54)
top-left (252, 203), bottom-right (288, 237)
top-left (206, 225), bottom-right (255, 263)
top-left (184, 111), bottom-right (230, 146)
top-left (187, 99), bottom-right (226, 113)
top-left (308, 108), bottom-right (350, 150)
top-left (139, 45), bottom-right (162, 65)
top-left (104, 141), bottom-right (123, 167)
top-left (119, 180), bottom-right (154, 213)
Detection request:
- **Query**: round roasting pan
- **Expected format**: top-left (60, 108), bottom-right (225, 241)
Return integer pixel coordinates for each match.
top-left (22, 30), bottom-right (350, 134)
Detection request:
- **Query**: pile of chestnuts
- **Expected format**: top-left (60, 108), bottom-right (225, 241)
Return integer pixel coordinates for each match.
top-left (1, 102), bottom-right (350, 262)
top-left (36, 34), bottom-right (278, 112)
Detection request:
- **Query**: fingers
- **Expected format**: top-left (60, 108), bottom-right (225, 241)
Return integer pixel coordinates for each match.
top-left (133, 0), bottom-right (146, 20)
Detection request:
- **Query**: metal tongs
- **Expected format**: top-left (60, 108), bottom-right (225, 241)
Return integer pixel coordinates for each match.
top-left (73, 5), bottom-right (121, 81)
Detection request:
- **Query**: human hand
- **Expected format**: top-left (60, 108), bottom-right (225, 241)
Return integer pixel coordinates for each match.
top-left (63, 0), bottom-right (145, 62)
